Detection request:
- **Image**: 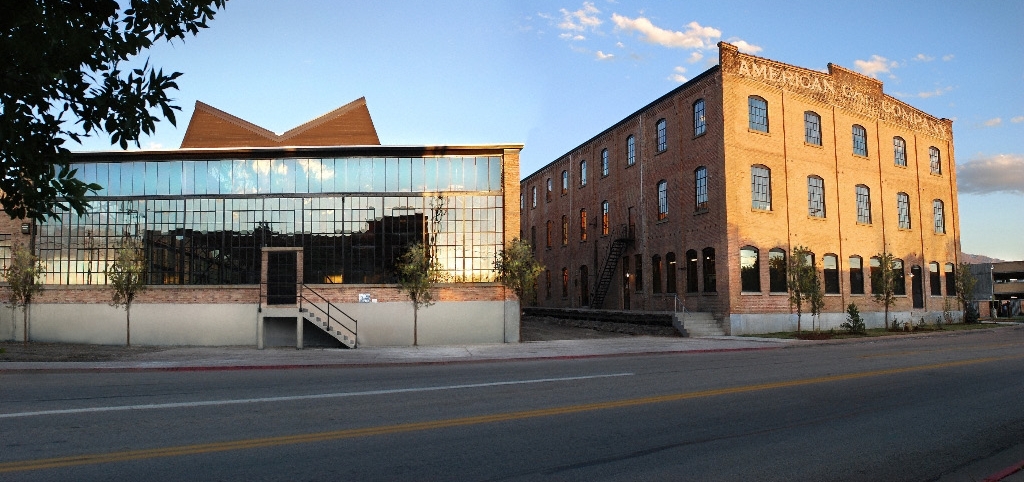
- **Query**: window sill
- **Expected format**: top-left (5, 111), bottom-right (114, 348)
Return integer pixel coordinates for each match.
top-left (852, 153), bottom-right (869, 159)
top-left (656, 217), bottom-right (669, 224)
top-left (625, 163), bottom-right (636, 169)
top-left (855, 221), bottom-right (873, 226)
top-left (693, 131), bottom-right (707, 140)
top-left (930, 172), bottom-right (943, 177)
top-left (769, 292), bottom-right (788, 296)
top-left (934, 232), bottom-right (947, 236)
top-left (898, 227), bottom-right (912, 231)
top-left (694, 208), bottom-right (709, 215)
top-left (825, 293), bottom-right (842, 296)
top-left (702, 292), bottom-right (718, 296)
top-left (655, 149), bottom-right (668, 156)
top-left (741, 291), bottom-right (763, 295)
top-left (804, 142), bottom-right (823, 148)
top-left (748, 128), bottom-right (770, 136)
top-left (895, 164), bottom-right (908, 169)
top-left (807, 214), bottom-right (826, 221)
top-left (751, 207), bottom-right (773, 213)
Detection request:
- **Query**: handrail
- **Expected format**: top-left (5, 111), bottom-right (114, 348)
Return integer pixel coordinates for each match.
top-left (299, 284), bottom-right (357, 347)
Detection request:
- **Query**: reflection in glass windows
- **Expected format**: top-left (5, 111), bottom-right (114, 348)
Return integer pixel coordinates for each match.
top-left (769, 248), bottom-right (787, 293)
top-left (42, 156), bottom-right (505, 286)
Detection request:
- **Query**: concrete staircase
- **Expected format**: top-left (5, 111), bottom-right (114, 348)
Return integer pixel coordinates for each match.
top-left (300, 307), bottom-right (357, 348)
top-left (673, 312), bottom-right (726, 337)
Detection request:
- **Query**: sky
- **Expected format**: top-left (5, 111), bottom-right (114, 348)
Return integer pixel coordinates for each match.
top-left (73, 0), bottom-right (1024, 260)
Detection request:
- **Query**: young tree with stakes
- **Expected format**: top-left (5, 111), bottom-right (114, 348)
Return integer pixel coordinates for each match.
top-left (954, 262), bottom-right (979, 323)
top-left (787, 245), bottom-right (823, 332)
top-left (396, 243), bottom-right (443, 346)
top-left (3, 243), bottom-right (43, 344)
top-left (107, 236), bottom-right (147, 346)
top-left (871, 251), bottom-right (898, 330)
top-left (494, 237), bottom-right (544, 311)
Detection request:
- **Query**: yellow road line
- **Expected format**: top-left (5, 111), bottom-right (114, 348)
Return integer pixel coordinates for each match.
top-left (1, 353), bottom-right (1019, 474)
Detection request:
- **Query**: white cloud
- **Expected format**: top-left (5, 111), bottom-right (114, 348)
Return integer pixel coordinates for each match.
top-left (853, 55), bottom-right (898, 78)
top-left (917, 86), bottom-right (953, 98)
top-left (957, 154), bottom-right (1024, 195)
top-left (144, 142), bottom-right (165, 150)
top-left (687, 51), bottom-right (703, 63)
top-left (560, 33), bottom-right (586, 41)
top-left (942, 54), bottom-right (955, 61)
top-left (728, 38), bottom-right (762, 54)
top-left (1011, 116), bottom-right (1024, 123)
top-left (611, 15), bottom-right (721, 49)
top-left (616, 41), bottom-right (624, 48)
top-left (983, 117), bottom-right (1002, 127)
top-left (669, 66), bottom-right (688, 83)
top-left (596, 50), bottom-right (614, 60)
top-left (914, 53), bottom-right (934, 62)
top-left (558, 2), bottom-right (602, 33)
top-left (536, 12), bottom-right (553, 20)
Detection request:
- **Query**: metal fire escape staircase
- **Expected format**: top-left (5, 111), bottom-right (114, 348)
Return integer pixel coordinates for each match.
top-left (590, 224), bottom-right (634, 309)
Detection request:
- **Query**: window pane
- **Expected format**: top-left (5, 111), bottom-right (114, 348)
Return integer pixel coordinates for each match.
top-left (751, 166), bottom-right (771, 210)
top-left (748, 97), bottom-right (768, 132)
top-left (804, 112), bottom-right (822, 145)
top-left (694, 99), bottom-right (706, 136)
top-left (894, 137), bottom-right (907, 166)
top-left (853, 125), bottom-right (868, 156)
top-left (807, 176), bottom-right (825, 217)
top-left (741, 247), bottom-right (760, 292)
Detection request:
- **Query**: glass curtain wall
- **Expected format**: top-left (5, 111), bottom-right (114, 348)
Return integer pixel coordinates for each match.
top-left (40, 156), bottom-right (504, 285)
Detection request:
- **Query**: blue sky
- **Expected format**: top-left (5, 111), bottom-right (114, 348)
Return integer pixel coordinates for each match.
top-left (73, 0), bottom-right (1024, 260)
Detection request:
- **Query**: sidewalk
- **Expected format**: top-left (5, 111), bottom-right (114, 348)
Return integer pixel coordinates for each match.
top-left (0, 336), bottom-right (791, 373)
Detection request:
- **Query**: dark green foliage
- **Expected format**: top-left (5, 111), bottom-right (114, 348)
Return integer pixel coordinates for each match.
top-left (787, 245), bottom-right (823, 332)
top-left (0, 0), bottom-right (227, 220)
top-left (841, 303), bottom-right (866, 335)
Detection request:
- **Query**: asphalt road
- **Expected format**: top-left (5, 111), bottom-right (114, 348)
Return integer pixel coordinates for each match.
top-left (1, 328), bottom-right (1022, 481)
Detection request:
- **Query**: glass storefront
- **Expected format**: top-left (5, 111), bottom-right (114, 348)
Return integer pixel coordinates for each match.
top-left (40, 156), bottom-right (505, 285)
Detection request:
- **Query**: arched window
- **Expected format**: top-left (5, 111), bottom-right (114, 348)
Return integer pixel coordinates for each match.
top-left (561, 170), bottom-right (568, 194)
top-left (897, 192), bottom-right (911, 229)
top-left (748, 96), bottom-right (768, 132)
top-left (751, 165), bottom-right (771, 210)
top-left (519, 193), bottom-right (524, 210)
top-left (579, 209), bottom-right (587, 242)
top-left (929, 147), bottom-right (942, 174)
top-left (545, 220), bottom-right (552, 248)
top-left (740, 246), bottom-right (760, 292)
top-left (852, 124), bottom-right (868, 156)
top-left (945, 263), bottom-right (956, 296)
top-left (580, 160), bottom-right (587, 186)
top-left (856, 185), bottom-right (872, 224)
top-left (823, 254), bottom-right (839, 294)
top-left (562, 267), bottom-right (569, 298)
top-left (849, 256), bottom-right (865, 295)
top-left (893, 259), bottom-right (906, 296)
top-left (769, 248), bottom-right (787, 293)
top-left (601, 149), bottom-right (609, 176)
top-left (652, 255), bottom-right (663, 294)
top-left (626, 135), bottom-right (636, 166)
top-left (702, 247), bottom-right (716, 293)
top-left (804, 111), bottom-right (822, 145)
top-left (695, 166), bottom-right (708, 211)
top-left (807, 175), bottom-right (825, 218)
top-left (869, 256), bottom-right (881, 294)
top-left (580, 265), bottom-right (590, 306)
top-left (666, 252), bottom-right (677, 293)
top-left (686, 249), bottom-right (699, 293)
top-left (601, 201), bottom-right (610, 235)
top-left (930, 262), bottom-right (941, 296)
top-left (656, 119), bottom-right (668, 152)
top-left (561, 215), bottom-right (568, 245)
top-left (893, 137), bottom-right (907, 166)
top-left (657, 180), bottom-right (668, 220)
top-left (693, 99), bottom-right (706, 136)
top-left (546, 178), bottom-right (552, 201)
top-left (933, 200), bottom-right (946, 234)
top-left (531, 186), bottom-right (537, 207)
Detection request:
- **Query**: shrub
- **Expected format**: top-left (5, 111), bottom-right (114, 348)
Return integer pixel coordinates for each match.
top-left (841, 303), bottom-right (866, 335)
top-left (963, 304), bottom-right (980, 324)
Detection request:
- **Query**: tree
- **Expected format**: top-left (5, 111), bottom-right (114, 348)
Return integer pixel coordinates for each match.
top-left (787, 245), bottom-right (822, 332)
top-left (3, 243), bottom-right (43, 344)
top-left (1, 0), bottom-right (228, 221)
top-left (871, 251), bottom-right (898, 330)
top-left (107, 236), bottom-right (147, 346)
top-left (954, 262), bottom-right (979, 324)
top-left (396, 243), bottom-right (443, 346)
top-left (494, 238), bottom-right (544, 310)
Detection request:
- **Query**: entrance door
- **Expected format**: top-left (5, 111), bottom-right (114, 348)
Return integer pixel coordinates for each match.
top-left (911, 265), bottom-right (924, 309)
top-left (267, 251), bottom-right (298, 305)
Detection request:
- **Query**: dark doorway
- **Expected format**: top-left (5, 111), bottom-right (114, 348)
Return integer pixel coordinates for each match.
top-left (911, 265), bottom-right (924, 309)
top-left (267, 251), bottom-right (297, 305)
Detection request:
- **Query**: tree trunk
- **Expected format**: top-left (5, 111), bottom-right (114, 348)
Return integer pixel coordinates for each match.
top-left (413, 304), bottom-right (418, 346)
top-left (127, 306), bottom-right (131, 347)
top-left (884, 305), bottom-right (890, 331)
top-left (22, 306), bottom-right (28, 345)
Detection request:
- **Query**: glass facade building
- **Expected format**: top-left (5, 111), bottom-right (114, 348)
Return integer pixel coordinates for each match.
top-left (42, 148), bottom-right (510, 286)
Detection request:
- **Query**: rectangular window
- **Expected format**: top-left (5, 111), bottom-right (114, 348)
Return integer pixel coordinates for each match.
top-left (856, 185), bottom-right (872, 224)
top-left (601, 201), bottom-right (609, 235)
top-left (804, 112), bottom-right (822, 146)
top-left (748, 97), bottom-right (768, 132)
top-left (626, 136), bottom-right (636, 166)
top-left (807, 176), bottom-right (825, 218)
top-left (945, 264), bottom-right (956, 296)
top-left (930, 263), bottom-right (942, 296)
top-left (897, 193), bottom-right (911, 229)
top-left (580, 161), bottom-right (587, 186)
top-left (546, 178), bottom-right (552, 201)
top-left (850, 257), bottom-right (865, 295)
top-left (852, 125), bottom-right (868, 156)
top-left (601, 149), bottom-right (609, 176)
top-left (930, 147), bottom-right (942, 175)
top-left (933, 200), bottom-right (945, 234)
top-left (824, 255), bottom-right (839, 294)
top-left (751, 166), bottom-right (771, 211)
top-left (580, 209), bottom-right (587, 242)
top-left (656, 119), bottom-right (667, 152)
top-left (0, 233), bottom-right (10, 271)
top-left (561, 171), bottom-right (568, 194)
top-left (657, 181), bottom-right (668, 220)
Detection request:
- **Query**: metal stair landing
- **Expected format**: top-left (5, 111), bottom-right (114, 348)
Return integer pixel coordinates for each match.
top-left (590, 224), bottom-right (634, 309)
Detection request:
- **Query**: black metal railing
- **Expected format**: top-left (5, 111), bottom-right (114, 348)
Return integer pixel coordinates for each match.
top-left (299, 284), bottom-right (358, 348)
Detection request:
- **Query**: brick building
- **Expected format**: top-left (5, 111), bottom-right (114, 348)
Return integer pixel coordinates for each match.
top-left (2, 99), bottom-right (523, 347)
top-left (521, 43), bottom-right (960, 334)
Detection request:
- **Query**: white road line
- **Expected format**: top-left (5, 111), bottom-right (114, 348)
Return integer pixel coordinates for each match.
top-left (0, 373), bottom-right (634, 419)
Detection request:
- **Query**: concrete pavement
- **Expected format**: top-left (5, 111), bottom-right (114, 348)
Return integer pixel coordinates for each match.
top-left (0, 335), bottom-right (792, 372)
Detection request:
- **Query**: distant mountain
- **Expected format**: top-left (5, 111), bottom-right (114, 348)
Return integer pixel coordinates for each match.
top-left (961, 253), bottom-right (1005, 264)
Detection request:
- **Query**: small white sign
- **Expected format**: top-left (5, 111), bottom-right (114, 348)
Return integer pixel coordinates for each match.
top-left (358, 293), bottom-right (371, 303)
